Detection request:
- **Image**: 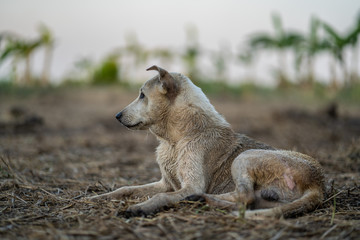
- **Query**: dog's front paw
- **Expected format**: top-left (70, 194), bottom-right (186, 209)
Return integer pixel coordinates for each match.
top-left (122, 208), bottom-right (147, 218)
top-left (184, 194), bottom-right (206, 202)
top-left (121, 205), bottom-right (154, 218)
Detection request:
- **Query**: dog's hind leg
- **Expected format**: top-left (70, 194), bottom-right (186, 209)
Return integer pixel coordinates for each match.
top-left (187, 150), bottom-right (261, 209)
top-left (186, 151), bottom-right (259, 210)
top-left (240, 188), bottom-right (323, 219)
top-left (230, 149), bottom-right (324, 218)
top-left (229, 151), bottom-right (260, 207)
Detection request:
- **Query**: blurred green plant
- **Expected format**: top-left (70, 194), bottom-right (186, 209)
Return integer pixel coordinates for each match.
top-left (248, 13), bottom-right (304, 88)
top-left (92, 54), bottom-right (120, 85)
top-left (63, 53), bottom-right (123, 86)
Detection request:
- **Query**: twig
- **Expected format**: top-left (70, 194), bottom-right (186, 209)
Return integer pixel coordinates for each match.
top-left (40, 188), bottom-right (71, 201)
top-left (17, 184), bottom-right (38, 190)
top-left (60, 202), bottom-right (76, 211)
top-left (322, 189), bottom-right (346, 204)
top-left (157, 223), bottom-right (176, 240)
top-left (72, 193), bottom-right (85, 200)
top-left (165, 215), bottom-right (181, 233)
top-left (161, 213), bottom-right (197, 223)
top-left (119, 221), bottom-right (145, 240)
top-left (270, 227), bottom-right (287, 240)
top-left (3, 213), bottom-right (48, 223)
top-left (0, 155), bottom-right (22, 183)
top-left (0, 155), bottom-right (34, 186)
top-left (0, 206), bottom-right (8, 214)
top-left (320, 224), bottom-right (337, 239)
top-left (7, 193), bottom-right (27, 204)
top-left (330, 195), bottom-right (336, 225)
top-left (65, 230), bottom-right (99, 236)
top-left (98, 180), bottom-right (110, 191)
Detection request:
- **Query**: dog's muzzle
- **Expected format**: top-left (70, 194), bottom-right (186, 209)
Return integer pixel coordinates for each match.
top-left (115, 111), bottom-right (142, 128)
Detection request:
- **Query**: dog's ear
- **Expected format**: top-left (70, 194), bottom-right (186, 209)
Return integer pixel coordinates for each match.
top-left (146, 65), bottom-right (178, 101)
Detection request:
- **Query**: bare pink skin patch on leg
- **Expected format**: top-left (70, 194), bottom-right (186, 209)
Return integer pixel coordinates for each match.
top-left (283, 169), bottom-right (296, 190)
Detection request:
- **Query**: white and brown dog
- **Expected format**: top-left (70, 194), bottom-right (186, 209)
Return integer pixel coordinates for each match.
top-left (89, 65), bottom-right (324, 218)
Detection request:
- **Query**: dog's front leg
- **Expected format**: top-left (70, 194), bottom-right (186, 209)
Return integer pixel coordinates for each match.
top-left (88, 179), bottom-right (169, 200)
top-left (126, 152), bottom-right (207, 216)
top-left (126, 185), bottom-right (202, 217)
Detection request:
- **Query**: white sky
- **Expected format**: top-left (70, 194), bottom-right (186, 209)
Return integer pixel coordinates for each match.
top-left (0, 0), bottom-right (359, 85)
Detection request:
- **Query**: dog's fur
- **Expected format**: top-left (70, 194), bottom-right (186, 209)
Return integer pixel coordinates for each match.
top-left (89, 65), bottom-right (325, 219)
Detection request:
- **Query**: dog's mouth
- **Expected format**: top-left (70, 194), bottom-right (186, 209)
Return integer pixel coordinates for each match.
top-left (123, 121), bottom-right (143, 129)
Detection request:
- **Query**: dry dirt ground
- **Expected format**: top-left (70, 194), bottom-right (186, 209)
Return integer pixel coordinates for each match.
top-left (0, 87), bottom-right (359, 240)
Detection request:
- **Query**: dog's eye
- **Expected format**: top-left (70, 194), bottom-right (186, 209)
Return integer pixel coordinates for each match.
top-left (139, 92), bottom-right (145, 99)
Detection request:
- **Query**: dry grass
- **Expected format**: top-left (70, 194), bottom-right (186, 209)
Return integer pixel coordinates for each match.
top-left (0, 87), bottom-right (359, 239)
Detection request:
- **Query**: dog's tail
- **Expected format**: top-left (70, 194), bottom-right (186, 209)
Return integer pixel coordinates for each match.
top-left (234, 188), bottom-right (323, 219)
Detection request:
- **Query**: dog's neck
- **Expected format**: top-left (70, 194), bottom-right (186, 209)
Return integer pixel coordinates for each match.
top-left (149, 104), bottom-right (233, 144)
top-left (149, 117), bottom-right (183, 144)
top-left (149, 80), bottom-right (233, 143)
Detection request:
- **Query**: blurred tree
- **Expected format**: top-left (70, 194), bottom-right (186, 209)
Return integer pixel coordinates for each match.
top-left (122, 33), bottom-right (148, 81)
top-left (323, 14), bottom-right (360, 85)
top-left (249, 13), bottom-right (304, 87)
top-left (72, 57), bottom-right (95, 81)
top-left (0, 33), bottom-right (21, 83)
top-left (211, 44), bottom-right (231, 82)
top-left (182, 25), bottom-right (201, 82)
top-left (18, 39), bottom-right (41, 84)
top-left (151, 47), bottom-right (174, 68)
top-left (237, 48), bottom-right (256, 83)
top-left (0, 33), bottom-right (41, 84)
top-left (295, 16), bottom-right (329, 87)
top-left (349, 13), bottom-right (360, 83)
top-left (38, 24), bottom-right (55, 86)
top-left (124, 33), bottom-right (148, 67)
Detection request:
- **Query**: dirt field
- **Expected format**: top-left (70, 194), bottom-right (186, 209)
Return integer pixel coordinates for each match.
top-left (0, 87), bottom-right (359, 239)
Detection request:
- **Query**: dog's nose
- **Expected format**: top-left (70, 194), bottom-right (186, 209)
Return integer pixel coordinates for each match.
top-left (115, 112), bottom-right (122, 120)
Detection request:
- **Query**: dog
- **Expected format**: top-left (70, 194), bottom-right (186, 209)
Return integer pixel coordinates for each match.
top-left (89, 65), bottom-right (325, 219)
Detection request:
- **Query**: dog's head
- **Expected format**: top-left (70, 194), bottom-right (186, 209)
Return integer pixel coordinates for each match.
top-left (116, 65), bottom-right (180, 130)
